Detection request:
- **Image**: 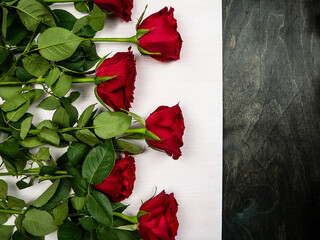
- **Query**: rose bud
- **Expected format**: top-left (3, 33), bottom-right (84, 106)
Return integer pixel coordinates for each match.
top-left (146, 104), bottom-right (185, 160)
top-left (136, 7), bottom-right (183, 62)
top-left (94, 153), bottom-right (136, 202)
top-left (138, 190), bottom-right (179, 240)
top-left (93, 0), bottom-right (133, 22)
top-left (96, 48), bottom-right (136, 111)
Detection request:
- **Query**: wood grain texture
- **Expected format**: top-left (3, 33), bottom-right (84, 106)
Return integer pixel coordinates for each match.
top-left (223, 0), bottom-right (320, 239)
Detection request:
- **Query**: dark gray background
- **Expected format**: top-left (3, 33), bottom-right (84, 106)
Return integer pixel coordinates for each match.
top-left (223, 0), bottom-right (320, 239)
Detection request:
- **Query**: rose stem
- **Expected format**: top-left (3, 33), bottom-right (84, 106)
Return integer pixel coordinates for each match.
top-left (0, 126), bottom-right (146, 136)
top-left (0, 77), bottom-right (95, 86)
top-left (91, 36), bottom-right (138, 44)
top-left (0, 168), bottom-right (68, 176)
top-left (0, 209), bottom-right (25, 215)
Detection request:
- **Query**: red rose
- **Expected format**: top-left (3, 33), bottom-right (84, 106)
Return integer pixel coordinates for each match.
top-left (93, 0), bottom-right (133, 22)
top-left (94, 153), bottom-right (136, 202)
top-left (138, 191), bottom-right (179, 240)
top-left (137, 7), bottom-right (182, 62)
top-left (96, 48), bottom-right (136, 111)
top-left (146, 104), bottom-right (185, 160)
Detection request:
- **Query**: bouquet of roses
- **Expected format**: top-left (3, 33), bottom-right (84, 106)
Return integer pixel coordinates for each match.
top-left (0, 0), bottom-right (185, 239)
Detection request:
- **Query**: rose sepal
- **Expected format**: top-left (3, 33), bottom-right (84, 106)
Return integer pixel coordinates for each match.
top-left (137, 46), bottom-right (161, 56)
top-left (94, 75), bottom-right (117, 85)
top-left (136, 5), bottom-right (148, 30)
top-left (136, 28), bottom-right (152, 39)
top-left (145, 130), bottom-right (161, 141)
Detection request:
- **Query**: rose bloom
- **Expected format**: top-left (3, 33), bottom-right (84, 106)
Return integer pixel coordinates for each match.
top-left (94, 154), bottom-right (136, 202)
top-left (96, 48), bottom-right (136, 111)
top-left (138, 191), bottom-right (179, 240)
top-left (93, 0), bottom-right (133, 22)
top-left (137, 7), bottom-right (182, 62)
top-left (146, 104), bottom-right (185, 160)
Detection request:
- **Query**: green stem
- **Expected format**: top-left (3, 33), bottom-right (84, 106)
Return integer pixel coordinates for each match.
top-left (0, 209), bottom-right (25, 215)
top-left (2, 125), bottom-right (146, 138)
top-left (112, 212), bottom-right (138, 224)
top-left (0, 168), bottom-right (68, 176)
top-left (91, 36), bottom-right (138, 44)
top-left (124, 127), bottom-right (146, 135)
top-left (0, 77), bottom-right (95, 86)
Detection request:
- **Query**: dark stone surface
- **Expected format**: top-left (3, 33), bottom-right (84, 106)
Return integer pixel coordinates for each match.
top-left (223, 0), bottom-right (320, 239)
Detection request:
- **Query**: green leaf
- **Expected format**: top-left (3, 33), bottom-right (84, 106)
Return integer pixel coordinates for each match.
top-left (22, 54), bottom-right (50, 77)
top-left (2, 6), bottom-right (8, 38)
top-left (53, 9), bottom-right (76, 31)
top-left (37, 120), bottom-right (57, 130)
top-left (66, 167), bottom-right (87, 197)
top-left (89, 4), bottom-right (105, 31)
top-left (67, 91), bottom-right (80, 103)
top-left (86, 191), bottom-right (112, 226)
top-left (16, 180), bottom-right (32, 190)
top-left (71, 196), bottom-right (86, 211)
top-left (0, 48), bottom-right (10, 65)
top-left (40, 178), bottom-right (71, 211)
top-left (61, 133), bottom-right (78, 142)
top-left (12, 231), bottom-right (33, 240)
top-left (22, 209), bottom-right (57, 236)
top-left (37, 27), bottom-right (83, 61)
top-left (35, 147), bottom-right (50, 161)
top-left (82, 140), bottom-right (115, 184)
top-left (32, 180), bottom-right (60, 207)
top-left (57, 220), bottom-right (83, 240)
top-left (52, 106), bottom-right (71, 128)
top-left (79, 217), bottom-right (95, 231)
top-left (59, 98), bottom-right (78, 127)
top-left (24, 89), bottom-right (43, 104)
top-left (0, 225), bottom-right (14, 240)
top-left (20, 115), bottom-right (33, 140)
top-left (0, 84), bottom-right (22, 101)
top-left (6, 100), bottom-right (30, 122)
top-left (38, 127), bottom-right (60, 147)
top-left (74, 2), bottom-right (89, 13)
top-left (7, 196), bottom-right (27, 210)
top-left (75, 129), bottom-right (102, 147)
top-left (2, 94), bottom-right (28, 112)
top-left (78, 104), bottom-right (95, 127)
top-left (67, 142), bottom-right (91, 166)
top-left (0, 213), bottom-right (10, 225)
top-left (39, 96), bottom-right (61, 110)
top-left (51, 74), bottom-right (72, 98)
top-left (0, 139), bottom-right (24, 160)
top-left (0, 179), bottom-right (8, 200)
top-left (16, 67), bottom-right (34, 81)
top-left (45, 67), bottom-right (60, 87)
top-left (93, 111), bottom-right (132, 139)
top-left (5, 24), bottom-right (28, 46)
top-left (16, 0), bottom-right (56, 32)
top-left (15, 215), bottom-right (24, 232)
top-left (19, 136), bottom-right (44, 148)
top-left (72, 16), bottom-right (89, 34)
top-left (113, 139), bottom-right (145, 154)
top-left (53, 200), bottom-right (68, 226)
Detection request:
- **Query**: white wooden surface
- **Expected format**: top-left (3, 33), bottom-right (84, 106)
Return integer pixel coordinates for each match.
top-left (2, 0), bottom-right (222, 239)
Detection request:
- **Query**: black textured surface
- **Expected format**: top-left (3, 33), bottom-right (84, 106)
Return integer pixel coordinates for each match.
top-left (223, 1), bottom-right (320, 239)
